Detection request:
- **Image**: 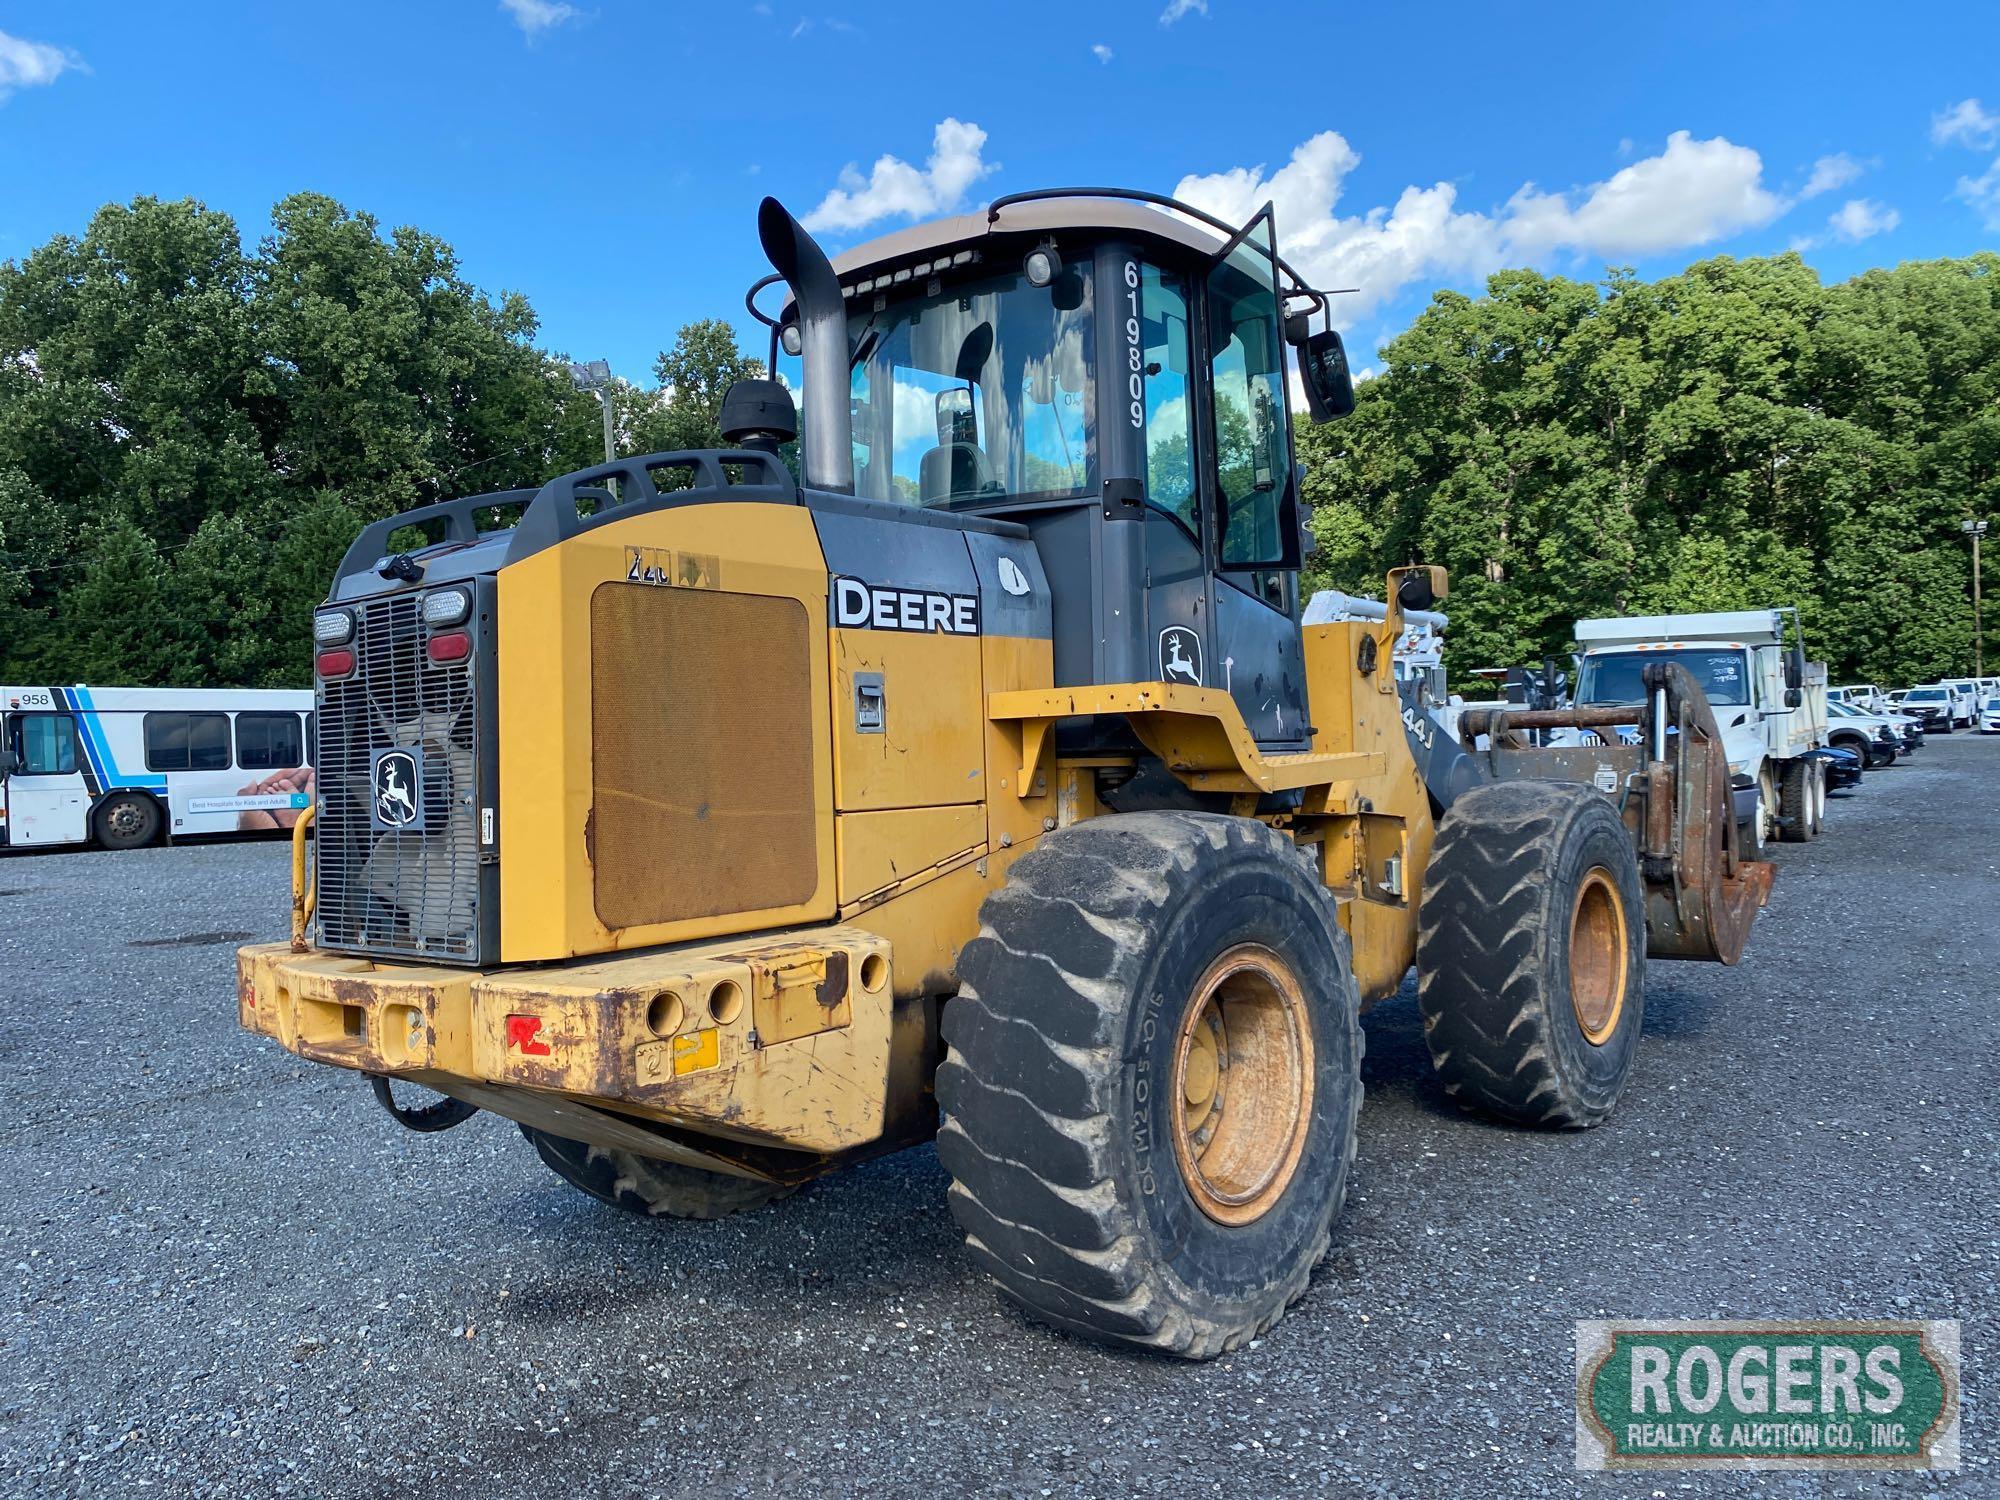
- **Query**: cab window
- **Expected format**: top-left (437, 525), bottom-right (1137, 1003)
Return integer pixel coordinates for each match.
top-left (1206, 219), bottom-right (1291, 568)
top-left (1129, 261), bottom-right (1196, 533)
top-left (145, 712), bottom-right (232, 772)
top-left (11, 713), bottom-right (79, 775)
top-left (848, 264), bottom-right (1094, 508)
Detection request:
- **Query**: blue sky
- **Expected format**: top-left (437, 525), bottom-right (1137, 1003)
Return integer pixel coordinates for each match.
top-left (2, 1), bottom-right (1997, 383)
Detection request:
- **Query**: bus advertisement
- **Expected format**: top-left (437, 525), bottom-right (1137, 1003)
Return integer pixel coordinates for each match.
top-left (1, 685), bottom-right (313, 851)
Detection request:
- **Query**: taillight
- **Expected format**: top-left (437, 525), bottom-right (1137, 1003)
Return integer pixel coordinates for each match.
top-left (426, 631), bottom-right (471, 663)
top-left (316, 647), bottom-right (355, 677)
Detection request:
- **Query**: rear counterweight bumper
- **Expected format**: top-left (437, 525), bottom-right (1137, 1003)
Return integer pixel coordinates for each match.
top-left (237, 925), bottom-right (895, 1157)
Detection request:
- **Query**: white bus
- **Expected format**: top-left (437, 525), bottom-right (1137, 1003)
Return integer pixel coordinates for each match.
top-left (1, 685), bottom-right (313, 851)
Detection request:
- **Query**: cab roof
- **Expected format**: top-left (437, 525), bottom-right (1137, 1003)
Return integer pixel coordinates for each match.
top-left (832, 195), bottom-right (1230, 282)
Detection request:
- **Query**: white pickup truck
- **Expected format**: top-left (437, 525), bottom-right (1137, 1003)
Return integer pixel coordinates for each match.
top-left (1572, 608), bottom-right (1827, 852)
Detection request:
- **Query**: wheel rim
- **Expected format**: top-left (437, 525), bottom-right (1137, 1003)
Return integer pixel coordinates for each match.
top-left (1170, 944), bottom-right (1314, 1227)
top-left (1569, 868), bottom-right (1629, 1046)
top-left (108, 802), bottom-right (143, 837)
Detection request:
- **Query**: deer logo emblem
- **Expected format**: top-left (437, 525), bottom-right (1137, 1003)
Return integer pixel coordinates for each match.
top-left (1159, 627), bottom-right (1203, 686)
top-left (372, 750), bottom-right (421, 828)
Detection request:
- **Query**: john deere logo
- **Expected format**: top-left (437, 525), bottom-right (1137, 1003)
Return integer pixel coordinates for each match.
top-left (1159, 626), bottom-right (1202, 686)
top-left (371, 749), bottom-right (422, 829)
top-left (1575, 1320), bottom-right (1959, 1472)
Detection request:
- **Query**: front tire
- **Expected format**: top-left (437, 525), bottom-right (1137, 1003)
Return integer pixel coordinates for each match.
top-left (521, 1126), bottom-right (795, 1220)
top-left (1417, 781), bottom-right (1647, 1128)
top-left (93, 792), bottom-right (161, 850)
top-left (938, 812), bottom-right (1362, 1360)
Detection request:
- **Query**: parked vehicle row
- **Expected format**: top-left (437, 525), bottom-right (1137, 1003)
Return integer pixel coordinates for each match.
top-left (1478, 608), bottom-right (1986, 860)
top-left (1882, 676), bottom-right (2000, 733)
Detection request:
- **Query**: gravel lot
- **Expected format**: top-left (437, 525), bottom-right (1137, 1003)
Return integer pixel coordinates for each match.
top-left (2, 737), bottom-right (1993, 1497)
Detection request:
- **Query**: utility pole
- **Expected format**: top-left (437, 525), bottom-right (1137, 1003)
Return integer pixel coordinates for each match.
top-left (1966, 519), bottom-right (1989, 679)
top-left (568, 359), bottom-right (617, 465)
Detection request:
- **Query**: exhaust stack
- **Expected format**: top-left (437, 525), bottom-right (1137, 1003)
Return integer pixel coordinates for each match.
top-left (757, 197), bottom-right (853, 494)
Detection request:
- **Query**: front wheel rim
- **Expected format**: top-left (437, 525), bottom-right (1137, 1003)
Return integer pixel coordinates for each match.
top-left (1170, 944), bottom-right (1314, 1227)
top-left (108, 803), bottom-right (142, 837)
top-left (1569, 868), bottom-right (1630, 1045)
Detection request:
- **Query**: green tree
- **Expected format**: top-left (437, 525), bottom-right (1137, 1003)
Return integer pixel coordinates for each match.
top-left (631, 319), bottom-right (764, 454)
top-left (1300, 250), bottom-right (2000, 688)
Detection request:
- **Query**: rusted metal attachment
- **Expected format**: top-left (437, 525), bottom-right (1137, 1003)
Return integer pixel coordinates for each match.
top-left (1458, 662), bottom-right (1772, 964)
top-left (289, 801), bottom-right (317, 953)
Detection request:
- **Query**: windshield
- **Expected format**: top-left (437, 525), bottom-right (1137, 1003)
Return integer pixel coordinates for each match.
top-left (1906, 688), bottom-right (1946, 701)
top-left (1576, 648), bottom-right (1752, 707)
top-left (847, 265), bottom-right (1093, 508)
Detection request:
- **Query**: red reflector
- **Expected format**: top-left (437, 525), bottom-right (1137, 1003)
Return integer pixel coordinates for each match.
top-left (315, 647), bottom-right (355, 677)
top-left (505, 1014), bottom-right (552, 1056)
top-left (427, 631), bottom-right (471, 662)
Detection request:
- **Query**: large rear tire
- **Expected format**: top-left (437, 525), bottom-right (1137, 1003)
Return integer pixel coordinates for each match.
top-left (1417, 781), bottom-right (1646, 1129)
top-left (520, 1126), bottom-right (795, 1220)
top-left (937, 812), bottom-right (1361, 1360)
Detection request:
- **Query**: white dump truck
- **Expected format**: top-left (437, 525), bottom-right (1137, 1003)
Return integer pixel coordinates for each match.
top-left (1572, 608), bottom-right (1828, 851)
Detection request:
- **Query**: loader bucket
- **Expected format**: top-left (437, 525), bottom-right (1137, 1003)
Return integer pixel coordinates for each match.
top-left (1456, 662), bottom-right (1772, 964)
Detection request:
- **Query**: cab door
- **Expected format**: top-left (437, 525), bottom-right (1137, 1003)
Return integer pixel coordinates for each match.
top-left (2, 711), bottom-right (90, 845)
top-left (1199, 207), bottom-right (1308, 747)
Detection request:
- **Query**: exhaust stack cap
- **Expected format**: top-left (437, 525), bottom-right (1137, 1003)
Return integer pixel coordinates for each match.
top-left (757, 197), bottom-right (854, 494)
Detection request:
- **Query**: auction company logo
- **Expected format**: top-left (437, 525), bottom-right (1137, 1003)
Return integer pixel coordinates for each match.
top-left (1575, 1320), bottom-right (1959, 1472)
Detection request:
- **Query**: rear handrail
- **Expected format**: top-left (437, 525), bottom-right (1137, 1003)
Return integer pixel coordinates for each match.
top-left (290, 802), bottom-right (317, 953)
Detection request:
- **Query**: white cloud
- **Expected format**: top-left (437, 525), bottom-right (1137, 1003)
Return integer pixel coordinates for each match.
top-left (0, 28), bottom-right (83, 100)
top-left (1826, 198), bottom-right (1899, 242)
top-left (1957, 158), bottom-right (2000, 230)
top-left (1502, 132), bottom-right (1785, 258)
top-left (1160, 0), bottom-right (1207, 23)
top-left (1091, 43), bottom-right (1114, 64)
top-left (1175, 129), bottom-right (1790, 320)
top-left (802, 118), bottom-right (996, 234)
top-left (1800, 152), bottom-right (1863, 198)
top-left (1931, 97), bottom-right (1999, 150)
top-left (498, 0), bottom-right (579, 36)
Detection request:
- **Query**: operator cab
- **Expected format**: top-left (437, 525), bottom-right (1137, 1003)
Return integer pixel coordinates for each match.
top-left (755, 190), bottom-right (1355, 749)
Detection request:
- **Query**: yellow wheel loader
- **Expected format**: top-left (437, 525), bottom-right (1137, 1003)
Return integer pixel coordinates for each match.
top-left (238, 190), bottom-right (1771, 1357)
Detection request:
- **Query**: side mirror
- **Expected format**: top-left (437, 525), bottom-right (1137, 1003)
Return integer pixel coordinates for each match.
top-left (0, 749), bottom-right (15, 777)
top-left (1785, 641), bottom-right (1805, 692)
top-left (935, 387), bottom-right (975, 447)
top-left (1392, 572), bottom-right (1440, 612)
top-left (1784, 687), bottom-right (1803, 709)
top-left (1298, 329), bottom-right (1356, 422)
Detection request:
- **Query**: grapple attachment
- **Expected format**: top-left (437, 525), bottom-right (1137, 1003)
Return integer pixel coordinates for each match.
top-left (1456, 662), bottom-right (1773, 964)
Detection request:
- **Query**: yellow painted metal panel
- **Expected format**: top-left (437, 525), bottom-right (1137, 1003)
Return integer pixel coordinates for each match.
top-left (497, 503), bottom-right (837, 961)
top-left (830, 627), bottom-right (984, 810)
top-left (987, 680), bottom-right (1384, 794)
top-left (836, 803), bottom-right (985, 903)
top-left (980, 634), bottom-right (1058, 850)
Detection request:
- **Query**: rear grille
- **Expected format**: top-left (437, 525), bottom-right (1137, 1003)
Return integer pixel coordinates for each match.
top-left (315, 592), bottom-right (483, 962)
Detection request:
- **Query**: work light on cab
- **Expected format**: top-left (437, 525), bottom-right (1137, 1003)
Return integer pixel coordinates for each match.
top-left (312, 608), bottom-right (353, 645)
top-left (421, 588), bottom-right (471, 628)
